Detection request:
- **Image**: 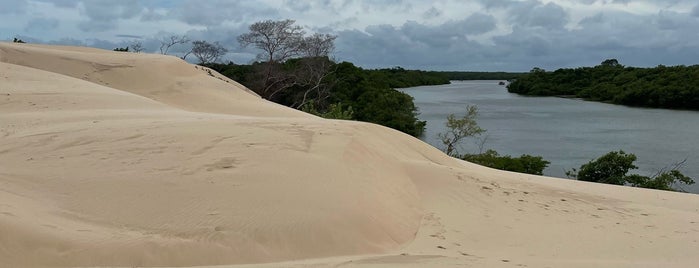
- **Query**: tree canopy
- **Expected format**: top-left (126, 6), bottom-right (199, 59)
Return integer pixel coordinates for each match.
top-left (508, 59), bottom-right (699, 110)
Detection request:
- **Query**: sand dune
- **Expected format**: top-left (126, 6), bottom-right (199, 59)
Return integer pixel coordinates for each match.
top-left (1, 42), bottom-right (698, 267)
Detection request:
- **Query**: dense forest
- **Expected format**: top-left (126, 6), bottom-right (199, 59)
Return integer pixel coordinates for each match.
top-left (508, 59), bottom-right (699, 110)
top-left (203, 60), bottom-right (435, 137)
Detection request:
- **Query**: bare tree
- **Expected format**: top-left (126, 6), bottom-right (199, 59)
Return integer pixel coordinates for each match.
top-left (190, 40), bottom-right (228, 64)
top-left (301, 33), bottom-right (337, 58)
top-left (238, 20), bottom-right (341, 103)
top-left (159, 35), bottom-right (189, 55)
top-left (237, 19), bottom-right (305, 63)
top-left (130, 40), bottom-right (143, 53)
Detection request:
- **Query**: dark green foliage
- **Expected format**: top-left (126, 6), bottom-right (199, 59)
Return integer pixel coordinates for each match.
top-left (463, 150), bottom-right (550, 175)
top-left (625, 171), bottom-right (695, 192)
top-left (354, 86), bottom-right (426, 137)
top-left (568, 151), bottom-right (637, 185)
top-left (508, 59), bottom-right (699, 110)
top-left (113, 47), bottom-right (129, 52)
top-left (364, 67), bottom-right (450, 88)
top-left (566, 151), bottom-right (695, 191)
top-left (200, 60), bottom-right (428, 137)
top-left (13, 38), bottom-right (26, 43)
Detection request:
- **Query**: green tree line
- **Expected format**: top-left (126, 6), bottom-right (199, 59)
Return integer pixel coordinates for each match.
top-left (204, 60), bottom-right (430, 137)
top-left (440, 71), bottom-right (524, 81)
top-left (508, 59), bottom-right (699, 110)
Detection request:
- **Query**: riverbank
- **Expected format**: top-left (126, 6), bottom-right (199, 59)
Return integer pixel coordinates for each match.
top-left (507, 63), bottom-right (699, 110)
top-left (401, 80), bottom-right (699, 194)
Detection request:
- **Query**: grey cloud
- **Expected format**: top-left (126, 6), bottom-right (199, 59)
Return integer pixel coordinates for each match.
top-left (81, 0), bottom-right (142, 21)
top-left (283, 0), bottom-right (311, 12)
top-left (141, 9), bottom-right (166, 21)
top-left (79, 20), bottom-right (117, 32)
top-left (360, 0), bottom-right (411, 13)
top-left (510, 2), bottom-right (569, 29)
top-left (333, 3), bottom-right (699, 71)
top-left (656, 10), bottom-right (685, 30)
top-left (325, 17), bottom-right (360, 30)
top-left (477, 0), bottom-right (569, 29)
top-left (0, 0), bottom-right (28, 14)
top-left (77, 0), bottom-right (143, 32)
top-left (458, 13), bottom-right (497, 34)
top-left (579, 13), bottom-right (605, 25)
top-left (8, 0), bottom-right (699, 72)
top-left (477, 0), bottom-right (517, 9)
top-left (34, 0), bottom-right (80, 8)
top-left (422, 7), bottom-right (442, 19)
top-left (173, 0), bottom-right (277, 26)
top-left (25, 18), bottom-right (60, 33)
top-left (335, 19), bottom-right (500, 70)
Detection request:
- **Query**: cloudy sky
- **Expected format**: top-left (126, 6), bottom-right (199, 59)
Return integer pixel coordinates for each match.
top-left (2, 0), bottom-right (699, 71)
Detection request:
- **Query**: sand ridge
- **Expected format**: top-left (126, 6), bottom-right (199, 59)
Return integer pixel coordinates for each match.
top-left (1, 42), bottom-right (698, 267)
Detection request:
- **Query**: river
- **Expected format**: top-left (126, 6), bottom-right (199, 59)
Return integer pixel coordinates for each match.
top-left (400, 80), bottom-right (699, 194)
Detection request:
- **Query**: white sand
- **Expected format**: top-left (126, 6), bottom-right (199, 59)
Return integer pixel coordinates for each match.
top-left (1, 42), bottom-right (698, 268)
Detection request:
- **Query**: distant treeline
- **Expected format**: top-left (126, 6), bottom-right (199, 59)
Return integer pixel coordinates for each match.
top-left (440, 71), bottom-right (525, 81)
top-left (508, 59), bottom-right (699, 110)
top-left (364, 67), bottom-right (450, 88)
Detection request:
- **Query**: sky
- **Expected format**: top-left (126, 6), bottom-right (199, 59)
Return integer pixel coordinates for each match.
top-left (2, 0), bottom-right (699, 71)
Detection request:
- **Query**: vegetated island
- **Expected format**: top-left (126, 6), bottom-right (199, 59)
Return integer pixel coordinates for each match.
top-left (507, 59), bottom-right (699, 110)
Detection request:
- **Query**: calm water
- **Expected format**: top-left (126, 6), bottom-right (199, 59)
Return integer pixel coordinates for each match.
top-left (401, 80), bottom-right (699, 194)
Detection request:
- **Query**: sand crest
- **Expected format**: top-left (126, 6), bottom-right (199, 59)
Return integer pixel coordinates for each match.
top-left (1, 42), bottom-right (698, 267)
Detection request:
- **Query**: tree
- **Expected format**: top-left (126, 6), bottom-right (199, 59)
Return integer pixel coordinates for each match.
top-left (566, 151), bottom-right (695, 191)
top-left (159, 35), bottom-right (189, 55)
top-left (113, 47), bottom-right (129, 52)
top-left (190, 40), bottom-right (228, 64)
top-left (238, 19), bottom-right (306, 63)
top-left (238, 19), bottom-right (307, 98)
top-left (437, 105), bottom-right (485, 157)
top-left (600, 58), bottom-right (621, 67)
top-left (238, 20), bottom-right (340, 103)
top-left (130, 40), bottom-right (144, 53)
top-left (568, 150), bottom-right (637, 185)
top-left (301, 33), bottom-right (337, 58)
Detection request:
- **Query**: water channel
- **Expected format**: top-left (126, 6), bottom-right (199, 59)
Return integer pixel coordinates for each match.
top-left (401, 80), bottom-right (699, 193)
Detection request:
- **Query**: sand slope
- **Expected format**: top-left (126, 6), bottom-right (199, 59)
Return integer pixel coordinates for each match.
top-left (1, 42), bottom-right (698, 268)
